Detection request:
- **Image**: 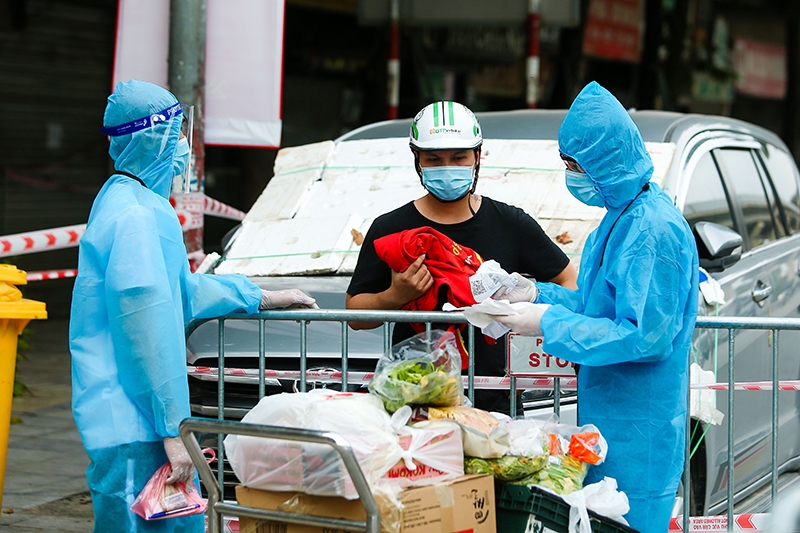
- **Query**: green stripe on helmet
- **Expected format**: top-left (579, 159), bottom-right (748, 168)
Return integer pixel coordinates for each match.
top-left (433, 103), bottom-right (440, 127)
top-left (448, 102), bottom-right (455, 127)
top-left (411, 121), bottom-right (419, 140)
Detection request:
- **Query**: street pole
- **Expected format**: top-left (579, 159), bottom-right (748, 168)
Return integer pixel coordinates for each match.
top-left (387, 0), bottom-right (400, 120)
top-left (526, 0), bottom-right (541, 109)
top-left (168, 0), bottom-right (206, 270)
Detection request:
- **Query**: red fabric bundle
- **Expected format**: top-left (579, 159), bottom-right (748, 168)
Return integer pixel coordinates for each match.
top-left (374, 226), bottom-right (485, 367)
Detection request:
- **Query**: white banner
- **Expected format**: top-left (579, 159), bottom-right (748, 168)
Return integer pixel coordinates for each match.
top-left (112, 0), bottom-right (284, 148)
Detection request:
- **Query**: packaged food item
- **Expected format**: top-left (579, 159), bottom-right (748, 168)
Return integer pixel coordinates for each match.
top-left (130, 451), bottom-right (214, 520)
top-left (512, 455), bottom-right (588, 494)
top-left (568, 431), bottom-right (604, 465)
top-left (416, 405), bottom-right (510, 458)
top-left (464, 455), bottom-right (548, 482)
top-left (369, 331), bottom-right (464, 413)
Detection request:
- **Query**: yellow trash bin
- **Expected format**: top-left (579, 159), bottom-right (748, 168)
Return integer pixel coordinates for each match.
top-left (0, 264), bottom-right (47, 508)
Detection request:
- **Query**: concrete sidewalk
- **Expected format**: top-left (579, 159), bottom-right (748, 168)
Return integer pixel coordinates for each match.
top-left (0, 318), bottom-right (94, 532)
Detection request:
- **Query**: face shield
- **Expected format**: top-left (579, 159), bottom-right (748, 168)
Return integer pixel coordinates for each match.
top-left (100, 102), bottom-right (195, 193)
top-left (101, 101), bottom-right (181, 149)
top-left (173, 104), bottom-right (195, 194)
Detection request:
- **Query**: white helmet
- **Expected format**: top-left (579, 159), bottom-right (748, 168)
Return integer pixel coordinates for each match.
top-left (409, 101), bottom-right (482, 151)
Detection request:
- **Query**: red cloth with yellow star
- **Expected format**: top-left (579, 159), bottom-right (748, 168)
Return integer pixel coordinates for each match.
top-left (374, 226), bottom-right (484, 368)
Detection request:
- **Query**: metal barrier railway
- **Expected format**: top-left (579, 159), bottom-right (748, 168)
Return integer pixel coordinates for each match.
top-left (184, 310), bottom-right (800, 532)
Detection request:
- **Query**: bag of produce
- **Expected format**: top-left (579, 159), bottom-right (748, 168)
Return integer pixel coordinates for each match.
top-left (464, 455), bottom-right (548, 482)
top-left (369, 331), bottom-right (463, 413)
top-left (512, 454), bottom-right (588, 494)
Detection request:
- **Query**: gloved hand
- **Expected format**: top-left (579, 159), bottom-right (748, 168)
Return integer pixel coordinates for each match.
top-left (260, 289), bottom-right (318, 310)
top-left (164, 436), bottom-right (194, 484)
top-left (494, 304), bottom-right (551, 336)
top-left (492, 273), bottom-right (538, 303)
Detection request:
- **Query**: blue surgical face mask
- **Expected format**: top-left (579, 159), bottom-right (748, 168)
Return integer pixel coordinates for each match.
top-left (421, 165), bottom-right (475, 202)
top-left (173, 137), bottom-right (190, 179)
top-left (566, 169), bottom-right (605, 207)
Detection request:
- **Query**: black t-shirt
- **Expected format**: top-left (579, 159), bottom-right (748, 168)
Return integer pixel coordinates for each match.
top-left (347, 197), bottom-right (570, 412)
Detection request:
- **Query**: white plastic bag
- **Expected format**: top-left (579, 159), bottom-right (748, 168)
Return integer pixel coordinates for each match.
top-left (383, 406), bottom-right (465, 487)
top-left (560, 477), bottom-right (630, 533)
top-left (224, 390), bottom-right (403, 499)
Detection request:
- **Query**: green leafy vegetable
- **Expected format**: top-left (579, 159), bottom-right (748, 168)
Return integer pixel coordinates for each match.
top-left (464, 455), bottom-right (547, 481)
top-left (511, 455), bottom-right (588, 494)
top-left (369, 358), bottom-right (461, 413)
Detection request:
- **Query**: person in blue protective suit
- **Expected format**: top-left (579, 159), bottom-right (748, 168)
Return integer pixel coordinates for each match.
top-left (495, 82), bottom-right (699, 533)
top-left (70, 80), bottom-right (317, 533)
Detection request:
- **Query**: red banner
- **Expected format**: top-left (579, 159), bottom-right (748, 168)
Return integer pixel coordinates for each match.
top-left (733, 38), bottom-right (786, 100)
top-left (582, 0), bottom-right (644, 63)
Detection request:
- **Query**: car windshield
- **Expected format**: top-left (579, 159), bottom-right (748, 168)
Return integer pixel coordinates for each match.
top-left (216, 137), bottom-right (676, 277)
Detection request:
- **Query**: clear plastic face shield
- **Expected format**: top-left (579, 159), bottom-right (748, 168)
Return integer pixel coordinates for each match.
top-left (100, 102), bottom-right (194, 193)
top-left (174, 104), bottom-right (195, 194)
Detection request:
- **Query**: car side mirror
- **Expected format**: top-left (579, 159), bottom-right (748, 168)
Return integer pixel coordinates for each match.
top-left (693, 221), bottom-right (742, 272)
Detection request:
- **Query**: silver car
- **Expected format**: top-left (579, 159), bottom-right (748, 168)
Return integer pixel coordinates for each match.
top-left (187, 109), bottom-right (800, 515)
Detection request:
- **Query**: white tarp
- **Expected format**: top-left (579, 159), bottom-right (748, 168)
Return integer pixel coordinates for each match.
top-left (215, 138), bottom-right (675, 277)
top-left (112, 0), bottom-right (284, 148)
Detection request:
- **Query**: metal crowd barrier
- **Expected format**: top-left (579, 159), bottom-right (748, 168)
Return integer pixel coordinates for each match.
top-left (184, 310), bottom-right (800, 531)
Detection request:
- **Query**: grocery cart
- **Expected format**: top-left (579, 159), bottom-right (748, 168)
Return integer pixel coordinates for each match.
top-left (179, 417), bottom-right (381, 533)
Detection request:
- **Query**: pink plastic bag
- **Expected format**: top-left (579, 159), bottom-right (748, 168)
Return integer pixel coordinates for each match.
top-left (130, 448), bottom-right (215, 520)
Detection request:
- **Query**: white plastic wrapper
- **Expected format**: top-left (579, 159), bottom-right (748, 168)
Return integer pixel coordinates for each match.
top-left (504, 418), bottom-right (549, 457)
top-left (560, 477), bottom-right (630, 533)
top-left (690, 362), bottom-right (724, 425)
top-left (384, 407), bottom-right (465, 488)
top-left (443, 299), bottom-right (537, 340)
top-left (224, 390), bottom-right (403, 499)
top-left (469, 259), bottom-right (518, 302)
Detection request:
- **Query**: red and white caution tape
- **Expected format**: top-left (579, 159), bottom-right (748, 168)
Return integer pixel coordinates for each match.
top-left (203, 195), bottom-right (245, 221)
top-left (0, 224), bottom-right (85, 258)
top-left (690, 380), bottom-right (800, 391)
top-left (26, 269), bottom-right (78, 282)
top-left (171, 192), bottom-right (246, 221)
top-left (175, 209), bottom-right (205, 231)
top-left (187, 367), bottom-right (800, 392)
top-left (669, 513), bottom-right (770, 532)
top-left (186, 366), bottom-right (580, 390)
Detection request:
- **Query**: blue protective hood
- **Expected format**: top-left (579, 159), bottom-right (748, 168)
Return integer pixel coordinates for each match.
top-left (558, 82), bottom-right (653, 209)
top-left (104, 80), bottom-right (182, 199)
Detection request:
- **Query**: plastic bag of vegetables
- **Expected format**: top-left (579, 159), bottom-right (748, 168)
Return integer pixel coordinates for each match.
top-left (464, 455), bottom-right (548, 481)
top-left (512, 455), bottom-right (588, 494)
top-left (369, 331), bottom-right (464, 413)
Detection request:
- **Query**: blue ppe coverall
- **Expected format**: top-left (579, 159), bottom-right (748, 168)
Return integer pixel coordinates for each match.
top-left (70, 80), bottom-right (262, 532)
top-left (537, 82), bottom-right (699, 533)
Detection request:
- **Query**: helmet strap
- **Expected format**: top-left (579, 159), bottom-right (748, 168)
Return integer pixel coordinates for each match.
top-left (470, 148), bottom-right (481, 194)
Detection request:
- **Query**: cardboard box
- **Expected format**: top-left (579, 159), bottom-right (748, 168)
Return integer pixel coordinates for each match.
top-left (235, 474), bottom-right (496, 533)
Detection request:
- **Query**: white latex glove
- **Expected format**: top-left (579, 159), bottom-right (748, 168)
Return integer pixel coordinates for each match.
top-left (164, 436), bottom-right (195, 484)
top-left (492, 273), bottom-right (538, 303)
top-left (494, 303), bottom-right (551, 336)
top-left (260, 289), bottom-right (318, 310)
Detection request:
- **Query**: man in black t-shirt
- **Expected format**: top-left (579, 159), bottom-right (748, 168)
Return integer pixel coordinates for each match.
top-left (346, 101), bottom-right (577, 414)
